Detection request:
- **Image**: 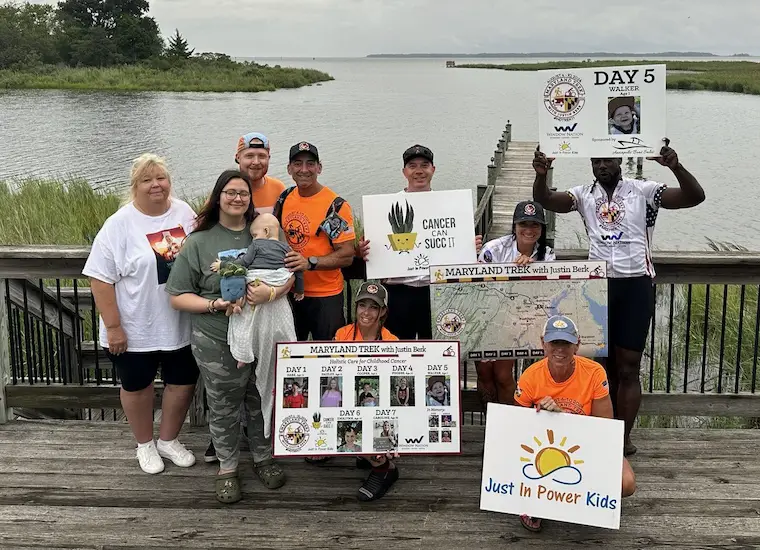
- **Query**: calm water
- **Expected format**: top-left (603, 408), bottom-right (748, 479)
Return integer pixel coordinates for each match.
top-left (1, 57), bottom-right (759, 251)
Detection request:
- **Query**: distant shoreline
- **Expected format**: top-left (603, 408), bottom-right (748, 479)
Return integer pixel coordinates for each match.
top-left (367, 52), bottom-right (751, 59)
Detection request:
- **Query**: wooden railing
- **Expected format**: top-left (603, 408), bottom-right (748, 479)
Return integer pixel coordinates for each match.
top-left (2, 246), bottom-right (760, 425)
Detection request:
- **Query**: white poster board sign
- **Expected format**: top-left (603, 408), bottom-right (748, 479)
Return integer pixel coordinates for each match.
top-left (362, 189), bottom-right (476, 280)
top-left (480, 404), bottom-right (624, 530)
top-left (273, 341), bottom-right (462, 457)
top-left (430, 260), bottom-right (608, 359)
top-left (538, 64), bottom-right (666, 158)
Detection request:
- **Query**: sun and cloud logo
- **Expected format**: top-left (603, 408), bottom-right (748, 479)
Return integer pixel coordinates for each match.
top-left (520, 429), bottom-right (583, 485)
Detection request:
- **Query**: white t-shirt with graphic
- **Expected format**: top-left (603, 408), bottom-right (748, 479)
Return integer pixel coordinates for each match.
top-left (478, 234), bottom-right (556, 263)
top-left (82, 199), bottom-right (197, 352)
top-left (567, 178), bottom-right (666, 278)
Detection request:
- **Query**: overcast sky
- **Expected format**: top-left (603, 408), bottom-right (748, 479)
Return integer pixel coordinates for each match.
top-left (34, 0), bottom-right (760, 57)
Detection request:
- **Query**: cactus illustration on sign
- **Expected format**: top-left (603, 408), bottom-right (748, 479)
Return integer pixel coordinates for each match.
top-left (387, 200), bottom-right (417, 252)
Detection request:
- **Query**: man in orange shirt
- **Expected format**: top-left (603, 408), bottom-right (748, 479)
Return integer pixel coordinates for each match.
top-left (513, 314), bottom-right (636, 532)
top-left (235, 132), bottom-right (286, 214)
top-left (275, 142), bottom-right (356, 341)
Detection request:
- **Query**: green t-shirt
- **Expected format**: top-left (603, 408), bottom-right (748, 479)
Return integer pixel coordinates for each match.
top-left (165, 222), bottom-right (252, 342)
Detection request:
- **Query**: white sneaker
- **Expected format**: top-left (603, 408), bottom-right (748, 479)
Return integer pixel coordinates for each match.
top-left (136, 441), bottom-right (165, 474)
top-left (157, 439), bottom-right (196, 468)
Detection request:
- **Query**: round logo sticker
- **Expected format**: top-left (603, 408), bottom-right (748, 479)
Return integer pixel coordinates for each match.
top-left (524, 203), bottom-right (536, 216)
top-left (436, 309), bottom-right (466, 337)
top-left (595, 197), bottom-right (626, 230)
top-left (552, 319), bottom-right (568, 329)
top-left (278, 415), bottom-right (310, 452)
top-left (543, 73), bottom-right (586, 120)
top-left (298, 142), bottom-right (310, 151)
top-left (366, 284), bottom-right (378, 294)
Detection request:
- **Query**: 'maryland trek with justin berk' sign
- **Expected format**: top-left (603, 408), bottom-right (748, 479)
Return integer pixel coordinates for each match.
top-left (430, 261), bottom-right (608, 359)
top-left (480, 404), bottom-right (624, 530)
top-left (272, 341), bottom-right (462, 457)
top-left (538, 64), bottom-right (666, 158)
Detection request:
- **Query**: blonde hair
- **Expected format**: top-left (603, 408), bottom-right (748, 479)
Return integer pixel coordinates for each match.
top-left (125, 153), bottom-right (172, 204)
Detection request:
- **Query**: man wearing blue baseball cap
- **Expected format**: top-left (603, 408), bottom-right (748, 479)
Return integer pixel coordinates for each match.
top-left (235, 132), bottom-right (285, 214)
top-left (512, 314), bottom-right (636, 532)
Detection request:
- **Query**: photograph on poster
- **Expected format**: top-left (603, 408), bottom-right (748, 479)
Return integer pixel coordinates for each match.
top-left (391, 376), bottom-right (415, 406)
top-left (320, 376), bottom-right (343, 407)
top-left (356, 377), bottom-right (380, 407)
top-left (442, 430), bottom-right (452, 443)
top-left (429, 414), bottom-right (439, 428)
top-left (283, 377), bottom-right (308, 409)
top-left (337, 421), bottom-right (363, 453)
top-left (429, 430), bottom-right (439, 443)
top-left (607, 96), bottom-right (641, 135)
top-left (373, 420), bottom-right (399, 452)
top-left (426, 375), bottom-right (451, 406)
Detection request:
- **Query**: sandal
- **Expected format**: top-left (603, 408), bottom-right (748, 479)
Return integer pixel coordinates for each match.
top-left (215, 472), bottom-right (242, 504)
top-left (253, 458), bottom-right (286, 489)
top-left (520, 514), bottom-right (543, 532)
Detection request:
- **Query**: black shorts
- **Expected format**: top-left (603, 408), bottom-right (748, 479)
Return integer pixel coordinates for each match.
top-left (106, 345), bottom-right (200, 392)
top-left (290, 292), bottom-right (345, 341)
top-left (608, 276), bottom-right (655, 353)
top-left (385, 284), bottom-right (432, 340)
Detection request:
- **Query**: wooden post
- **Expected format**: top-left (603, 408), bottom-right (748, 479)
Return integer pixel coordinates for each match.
top-left (487, 163), bottom-right (498, 187)
top-left (0, 279), bottom-right (11, 423)
top-left (494, 149), bottom-right (504, 168)
top-left (498, 138), bottom-right (506, 152)
top-left (504, 121), bottom-right (512, 144)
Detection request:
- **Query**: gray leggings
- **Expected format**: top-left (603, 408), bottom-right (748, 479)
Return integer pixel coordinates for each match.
top-left (190, 328), bottom-right (271, 470)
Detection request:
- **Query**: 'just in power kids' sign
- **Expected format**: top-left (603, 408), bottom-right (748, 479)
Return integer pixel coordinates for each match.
top-left (272, 341), bottom-right (462, 457)
top-left (480, 404), bottom-right (624, 530)
top-left (538, 64), bottom-right (666, 158)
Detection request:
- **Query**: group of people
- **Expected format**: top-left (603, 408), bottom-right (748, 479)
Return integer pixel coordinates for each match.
top-left (83, 129), bottom-right (704, 531)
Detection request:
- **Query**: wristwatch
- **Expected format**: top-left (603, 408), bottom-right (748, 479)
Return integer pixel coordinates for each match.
top-left (308, 256), bottom-right (318, 270)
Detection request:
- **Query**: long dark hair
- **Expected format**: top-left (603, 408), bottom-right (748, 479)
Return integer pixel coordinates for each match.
top-left (194, 170), bottom-right (257, 233)
top-left (511, 222), bottom-right (548, 261)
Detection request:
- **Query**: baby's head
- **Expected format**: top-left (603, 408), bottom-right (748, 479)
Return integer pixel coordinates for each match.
top-left (251, 213), bottom-right (280, 240)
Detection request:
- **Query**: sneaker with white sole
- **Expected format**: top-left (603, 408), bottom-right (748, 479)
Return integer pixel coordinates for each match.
top-left (136, 441), bottom-right (165, 474)
top-left (157, 439), bottom-right (196, 468)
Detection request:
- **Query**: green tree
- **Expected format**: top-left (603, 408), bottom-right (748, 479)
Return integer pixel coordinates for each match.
top-left (165, 28), bottom-right (193, 59)
top-left (56, 0), bottom-right (161, 66)
top-left (0, 3), bottom-right (59, 68)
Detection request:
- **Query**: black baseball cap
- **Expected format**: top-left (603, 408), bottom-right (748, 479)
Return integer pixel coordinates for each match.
top-left (355, 282), bottom-right (388, 308)
top-left (289, 141), bottom-right (320, 163)
top-left (513, 200), bottom-right (546, 224)
top-left (403, 144), bottom-right (434, 166)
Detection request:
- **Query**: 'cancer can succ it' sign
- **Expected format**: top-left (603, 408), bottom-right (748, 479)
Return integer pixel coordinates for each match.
top-left (538, 64), bottom-right (666, 158)
top-left (362, 189), bottom-right (476, 280)
top-left (480, 404), bottom-right (624, 530)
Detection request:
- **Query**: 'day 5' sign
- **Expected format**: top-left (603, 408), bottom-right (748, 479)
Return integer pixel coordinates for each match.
top-left (537, 64), bottom-right (667, 158)
top-left (480, 404), bottom-right (624, 530)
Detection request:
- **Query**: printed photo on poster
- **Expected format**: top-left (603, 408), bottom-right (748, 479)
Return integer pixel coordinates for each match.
top-left (429, 430), bottom-right (439, 443)
top-left (426, 375), bottom-right (451, 407)
top-left (283, 377), bottom-right (308, 409)
top-left (608, 96), bottom-right (641, 135)
top-left (442, 429), bottom-right (452, 443)
top-left (320, 376), bottom-right (343, 407)
top-left (337, 421), bottom-right (363, 453)
top-left (429, 414), bottom-right (439, 428)
top-left (373, 419), bottom-right (399, 452)
top-left (145, 226), bottom-right (188, 284)
top-left (356, 376), bottom-right (380, 407)
top-left (391, 376), bottom-right (415, 406)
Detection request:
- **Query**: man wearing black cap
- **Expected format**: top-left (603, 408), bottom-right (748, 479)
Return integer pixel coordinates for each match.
top-left (273, 142), bottom-right (356, 341)
top-left (532, 141), bottom-right (705, 456)
top-left (357, 144), bottom-right (482, 340)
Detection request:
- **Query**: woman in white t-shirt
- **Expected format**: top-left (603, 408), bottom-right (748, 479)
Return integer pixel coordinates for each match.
top-left (83, 154), bottom-right (198, 475)
top-left (475, 200), bottom-right (556, 410)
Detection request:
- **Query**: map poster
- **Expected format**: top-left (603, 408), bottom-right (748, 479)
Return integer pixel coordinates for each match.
top-left (272, 341), bottom-right (462, 458)
top-left (480, 403), bottom-right (624, 530)
top-left (429, 260), bottom-right (608, 359)
top-left (362, 189), bottom-right (477, 280)
top-left (537, 64), bottom-right (666, 158)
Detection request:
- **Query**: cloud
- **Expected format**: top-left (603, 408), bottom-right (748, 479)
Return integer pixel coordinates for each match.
top-left (27, 0), bottom-right (760, 56)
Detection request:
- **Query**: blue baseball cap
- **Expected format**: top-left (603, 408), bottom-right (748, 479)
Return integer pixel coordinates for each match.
top-left (543, 315), bottom-right (579, 344)
top-left (236, 132), bottom-right (270, 160)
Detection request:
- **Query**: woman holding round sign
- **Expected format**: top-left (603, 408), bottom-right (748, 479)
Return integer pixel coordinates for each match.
top-left (475, 200), bottom-right (556, 412)
top-left (306, 281), bottom-right (401, 502)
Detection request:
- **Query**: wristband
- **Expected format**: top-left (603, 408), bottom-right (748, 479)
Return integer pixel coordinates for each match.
top-left (207, 299), bottom-right (216, 313)
top-left (268, 287), bottom-right (276, 302)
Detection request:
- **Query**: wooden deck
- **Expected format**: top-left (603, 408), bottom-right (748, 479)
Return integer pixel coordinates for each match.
top-left (487, 140), bottom-right (540, 242)
top-left (0, 421), bottom-right (758, 549)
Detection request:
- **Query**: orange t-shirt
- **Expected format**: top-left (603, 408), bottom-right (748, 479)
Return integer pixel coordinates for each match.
top-left (334, 324), bottom-right (399, 341)
top-left (514, 356), bottom-right (609, 416)
top-left (280, 186), bottom-right (355, 297)
top-left (253, 176), bottom-right (286, 214)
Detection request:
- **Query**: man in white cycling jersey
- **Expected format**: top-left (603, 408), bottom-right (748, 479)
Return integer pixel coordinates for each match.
top-left (532, 140), bottom-right (705, 456)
